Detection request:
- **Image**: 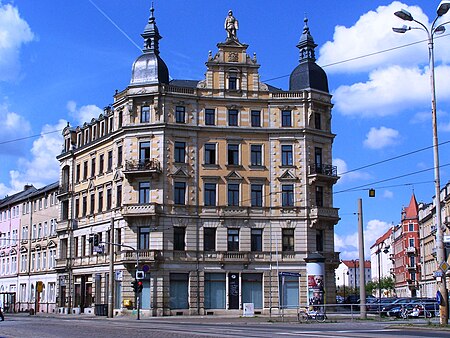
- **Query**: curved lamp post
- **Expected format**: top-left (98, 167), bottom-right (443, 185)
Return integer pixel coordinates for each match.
top-left (393, 0), bottom-right (450, 324)
top-left (376, 242), bottom-right (390, 313)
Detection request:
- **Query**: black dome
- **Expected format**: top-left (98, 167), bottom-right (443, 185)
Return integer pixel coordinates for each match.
top-left (289, 61), bottom-right (328, 92)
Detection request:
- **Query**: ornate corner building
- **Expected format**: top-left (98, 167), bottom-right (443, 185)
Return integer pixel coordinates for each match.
top-left (56, 8), bottom-right (339, 316)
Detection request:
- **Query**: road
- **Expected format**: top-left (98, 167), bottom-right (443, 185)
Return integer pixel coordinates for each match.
top-left (0, 314), bottom-right (449, 338)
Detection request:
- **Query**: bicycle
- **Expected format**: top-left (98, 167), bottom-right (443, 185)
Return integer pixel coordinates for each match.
top-left (297, 307), bottom-right (326, 323)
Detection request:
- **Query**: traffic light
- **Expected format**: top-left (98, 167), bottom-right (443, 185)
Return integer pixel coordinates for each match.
top-left (131, 280), bottom-right (138, 293)
top-left (93, 234), bottom-right (99, 246)
top-left (137, 281), bottom-right (143, 293)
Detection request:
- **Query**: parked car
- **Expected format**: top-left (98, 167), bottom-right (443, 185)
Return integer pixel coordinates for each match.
top-left (381, 297), bottom-right (412, 316)
top-left (336, 295), bottom-right (344, 304)
top-left (366, 297), bottom-right (398, 313)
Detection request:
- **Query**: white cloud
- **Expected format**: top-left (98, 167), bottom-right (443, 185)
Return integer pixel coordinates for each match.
top-left (2, 120), bottom-right (66, 195)
top-left (0, 3), bottom-right (34, 81)
top-left (0, 101), bottom-right (31, 155)
top-left (67, 100), bottom-right (103, 125)
top-left (383, 190), bottom-right (394, 199)
top-left (333, 158), bottom-right (371, 184)
top-left (318, 2), bottom-right (440, 74)
top-left (335, 219), bottom-right (392, 260)
top-left (363, 126), bottom-right (400, 149)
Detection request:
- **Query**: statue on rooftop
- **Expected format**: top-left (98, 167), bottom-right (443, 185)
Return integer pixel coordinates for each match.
top-left (224, 10), bottom-right (238, 40)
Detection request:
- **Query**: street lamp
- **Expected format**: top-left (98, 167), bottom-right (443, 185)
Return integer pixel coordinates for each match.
top-left (393, 1), bottom-right (450, 325)
top-left (376, 242), bottom-right (390, 313)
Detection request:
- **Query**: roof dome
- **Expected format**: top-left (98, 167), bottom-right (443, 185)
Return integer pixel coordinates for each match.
top-left (130, 5), bottom-right (169, 85)
top-left (289, 18), bottom-right (328, 93)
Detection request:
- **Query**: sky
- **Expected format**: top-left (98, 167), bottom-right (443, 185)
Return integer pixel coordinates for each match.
top-left (1, 1), bottom-right (450, 260)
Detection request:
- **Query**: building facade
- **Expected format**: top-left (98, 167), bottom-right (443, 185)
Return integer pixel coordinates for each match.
top-left (370, 227), bottom-right (393, 297)
top-left (0, 183), bottom-right (59, 313)
top-left (391, 194), bottom-right (421, 297)
top-left (56, 9), bottom-right (340, 316)
top-left (335, 260), bottom-right (371, 295)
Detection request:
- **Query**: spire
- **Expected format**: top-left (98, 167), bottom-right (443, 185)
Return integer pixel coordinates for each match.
top-left (297, 16), bottom-right (317, 63)
top-left (141, 2), bottom-right (161, 55)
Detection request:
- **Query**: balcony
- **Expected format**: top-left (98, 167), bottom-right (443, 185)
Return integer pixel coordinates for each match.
top-left (202, 251), bottom-right (249, 264)
top-left (431, 225), bottom-right (437, 235)
top-left (57, 183), bottom-right (72, 196)
top-left (406, 247), bottom-right (416, 254)
top-left (123, 159), bottom-right (161, 179)
top-left (309, 207), bottom-right (340, 223)
top-left (122, 203), bottom-right (161, 219)
top-left (308, 164), bottom-right (339, 183)
top-left (55, 258), bottom-right (70, 270)
top-left (119, 249), bottom-right (161, 265)
top-left (406, 264), bottom-right (416, 270)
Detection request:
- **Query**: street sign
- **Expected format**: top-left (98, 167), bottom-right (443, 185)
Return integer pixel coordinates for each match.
top-left (136, 270), bottom-right (145, 280)
top-left (279, 272), bottom-right (301, 277)
top-left (444, 235), bottom-right (450, 243)
top-left (440, 261), bottom-right (449, 273)
top-left (94, 245), bottom-right (104, 254)
top-left (434, 270), bottom-right (444, 278)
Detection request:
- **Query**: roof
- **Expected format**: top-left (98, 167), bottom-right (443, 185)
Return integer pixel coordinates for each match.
top-left (0, 185), bottom-right (37, 209)
top-left (341, 260), bottom-right (371, 269)
top-left (403, 193), bottom-right (418, 220)
top-left (370, 227), bottom-right (392, 249)
top-left (169, 79), bottom-right (199, 88)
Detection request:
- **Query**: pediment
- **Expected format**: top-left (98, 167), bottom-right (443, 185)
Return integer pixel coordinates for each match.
top-left (48, 240), bottom-right (57, 248)
top-left (9, 248), bottom-right (17, 255)
top-left (278, 170), bottom-right (298, 181)
top-left (88, 179), bottom-right (95, 191)
top-left (226, 171), bottom-right (243, 181)
top-left (20, 246), bottom-right (27, 253)
top-left (172, 168), bottom-right (189, 178)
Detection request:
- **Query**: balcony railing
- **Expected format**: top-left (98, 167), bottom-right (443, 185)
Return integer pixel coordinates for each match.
top-left (406, 264), bottom-right (416, 270)
top-left (309, 207), bottom-right (340, 220)
top-left (123, 159), bottom-right (161, 177)
top-left (119, 249), bottom-right (161, 264)
top-left (57, 184), bottom-right (71, 195)
top-left (309, 164), bottom-right (338, 177)
top-left (406, 247), bottom-right (416, 254)
top-left (122, 203), bottom-right (161, 218)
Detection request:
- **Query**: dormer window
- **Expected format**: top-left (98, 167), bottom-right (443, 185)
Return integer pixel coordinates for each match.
top-left (227, 70), bottom-right (240, 91)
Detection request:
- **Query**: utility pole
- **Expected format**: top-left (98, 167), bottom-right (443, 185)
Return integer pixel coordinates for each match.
top-left (108, 217), bottom-right (114, 318)
top-left (357, 198), bottom-right (367, 319)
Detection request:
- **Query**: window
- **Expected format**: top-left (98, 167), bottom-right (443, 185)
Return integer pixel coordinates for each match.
top-left (170, 273), bottom-right (189, 309)
top-left (315, 147), bottom-right (322, 171)
top-left (204, 183), bottom-right (216, 206)
top-left (118, 111), bottom-right (123, 129)
top-left (408, 223), bottom-right (414, 232)
top-left (82, 196), bottom-right (87, 216)
top-left (250, 145), bottom-right (262, 166)
top-left (116, 185), bottom-right (122, 207)
top-left (141, 106), bottom-right (150, 123)
top-left (139, 182), bottom-right (150, 204)
top-left (281, 145), bottom-right (293, 166)
top-left (174, 142), bottom-right (186, 163)
top-left (251, 110), bottom-right (261, 127)
top-left (205, 273), bottom-right (226, 309)
top-left (409, 238), bottom-right (414, 247)
top-left (251, 184), bottom-right (263, 207)
top-left (98, 191), bottom-right (103, 213)
top-left (316, 229), bottom-right (324, 252)
top-left (107, 151), bottom-right (113, 171)
top-left (90, 158), bottom-right (96, 177)
top-left (139, 227), bottom-right (149, 250)
top-left (410, 256), bottom-right (415, 267)
top-left (106, 188), bottom-right (112, 210)
top-left (227, 144), bottom-right (239, 165)
top-left (175, 106), bottom-right (186, 123)
top-left (204, 228), bottom-right (216, 251)
top-left (76, 164), bottom-right (81, 183)
top-left (228, 183), bottom-right (239, 206)
top-left (117, 145), bottom-right (123, 167)
top-left (227, 229), bottom-right (239, 251)
top-left (314, 113), bottom-right (321, 129)
top-left (228, 109), bottom-right (238, 126)
top-left (228, 76), bottom-right (237, 90)
top-left (83, 161), bottom-right (88, 180)
top-left (139, 142), bottom-right (151, 164)
top-left (99, 154), bottom-right (104, 174)
top-left (90, 193), bottom-right (95, 214)
top-left (281, 110), bottom-right (292, 127)
top-left (205, 109), bottom-right (215, 126)
top-left (173, 227), bottom-right (185, 251)
top-left (282, 184), bottom-right (294, 207)
top-left (174, 182), bottom-right (186, 205)
top-left (315, 186), bottom-right (324, 207)
top-left (282, 229), bottom-right (294, 251)
top-left (204, 143), bottom-right (216, 165)
top-left (251, 229), bottom-right (263, 252)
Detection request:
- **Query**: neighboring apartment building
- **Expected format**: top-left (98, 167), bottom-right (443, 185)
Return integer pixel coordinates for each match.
top-left (392, 194), bottom-right (421, 297)
top-left (0, 182), bottom-right (59, 313)
top-left (56, 9), bottom-right (340, 316)
top-left (370, 227), bottom-right (393, 294)
top-left (335, 260), bottom-right (371, 295)
top-left (17, 183), bottom-right (59, 313)
top-left (418, 181), bottom-right (450, 298)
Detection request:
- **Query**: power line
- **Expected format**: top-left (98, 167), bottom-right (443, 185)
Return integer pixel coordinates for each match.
top-left (262, 33), bottom-right (450, 83)
top-left (0, 130), bottom-right (61, 145)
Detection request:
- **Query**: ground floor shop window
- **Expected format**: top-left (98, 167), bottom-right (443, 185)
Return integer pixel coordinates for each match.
top-left (279, 275), bottom-right (299, 308)
top-left (141, 280), bottom-right (151, 309)
top-left (170, 273), bottom-right (189, 309)
top-left (242, 273), bottom-right (263, 309)
top-left (204, 273), bottom-right (226, 309)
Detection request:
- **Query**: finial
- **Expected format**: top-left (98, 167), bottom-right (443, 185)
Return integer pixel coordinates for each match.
top-left (303, 14), bottom-right (309, 34)
top-left (150, 2), bottom-right (155, 19)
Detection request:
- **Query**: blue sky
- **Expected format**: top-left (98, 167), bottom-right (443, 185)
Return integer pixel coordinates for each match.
top-left (1, 1), bottom-right (450, 259)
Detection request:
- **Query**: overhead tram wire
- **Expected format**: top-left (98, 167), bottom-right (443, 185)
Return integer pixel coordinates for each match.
top-left (261, 32), bottom-right (450, 83)
top-left (0, 130), bottom-right (61, 146)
